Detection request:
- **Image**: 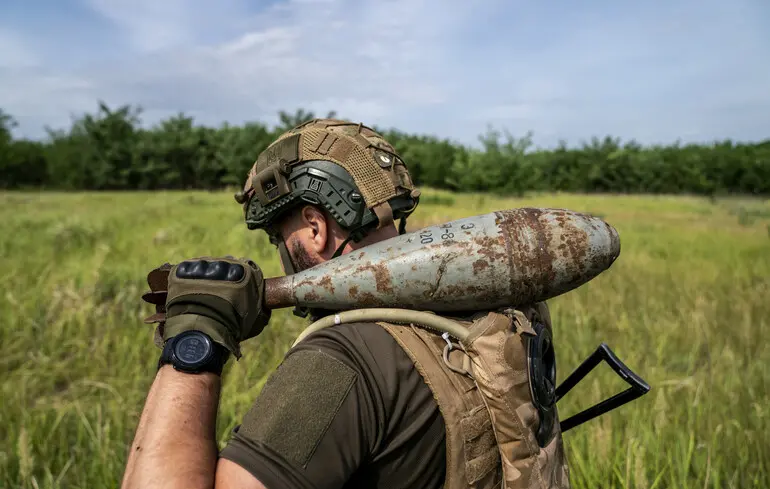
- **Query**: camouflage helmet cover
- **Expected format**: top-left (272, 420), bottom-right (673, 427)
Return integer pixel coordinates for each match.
top-left (236, 118), bottom-right (420, 235)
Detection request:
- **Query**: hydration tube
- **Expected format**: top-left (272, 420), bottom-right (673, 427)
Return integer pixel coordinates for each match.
top-left (292, 308), bottom-right (470, 347)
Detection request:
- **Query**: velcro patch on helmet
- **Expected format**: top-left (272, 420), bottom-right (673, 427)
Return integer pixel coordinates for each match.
top-left (256, 133), bottom-right (300, 170)
top-left (298, 128), bottom-right (397, 207)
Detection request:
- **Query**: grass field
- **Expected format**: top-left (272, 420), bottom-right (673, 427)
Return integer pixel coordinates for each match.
top-left (1, 189), bottom-right (769, 489)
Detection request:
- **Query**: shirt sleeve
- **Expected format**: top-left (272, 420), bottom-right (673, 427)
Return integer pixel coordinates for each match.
top-left (219, 326), bottom-right (382, 489)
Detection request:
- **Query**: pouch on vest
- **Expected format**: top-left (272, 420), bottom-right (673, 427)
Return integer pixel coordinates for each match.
top-left (379, 304), bottom-right (571, 489)
top-left (295, 303), bottom-right (650, 489)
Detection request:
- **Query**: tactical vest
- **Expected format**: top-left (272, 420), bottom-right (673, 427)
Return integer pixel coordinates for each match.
top-left (377, 303), bottom-right (571, 489)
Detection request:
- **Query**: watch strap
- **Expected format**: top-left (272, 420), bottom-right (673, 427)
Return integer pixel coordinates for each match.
top-left (158, 332), bottom-right (229, 376)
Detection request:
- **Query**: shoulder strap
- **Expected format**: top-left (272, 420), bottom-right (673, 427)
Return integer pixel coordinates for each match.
top-left (294, 306), bottom-right (570, 489)
top-left (378, 322), bottom-right (501, 489)
top-left (462, 305), bottom-right (571, 489)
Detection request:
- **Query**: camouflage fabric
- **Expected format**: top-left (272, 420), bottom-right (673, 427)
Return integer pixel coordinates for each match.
top-left (377, 303), bottom-right (571, 489)
top-left (141, 257), bottom-right (271, 358)
top-left (238, 119), bottom-right (419, 231)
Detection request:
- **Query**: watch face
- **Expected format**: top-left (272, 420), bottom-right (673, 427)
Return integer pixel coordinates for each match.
top-left (173, 332), bottom-right (212, 368)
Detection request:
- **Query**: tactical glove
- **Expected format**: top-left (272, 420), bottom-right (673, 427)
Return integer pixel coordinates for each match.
top-left (142, 257), bottom-right (271, 358)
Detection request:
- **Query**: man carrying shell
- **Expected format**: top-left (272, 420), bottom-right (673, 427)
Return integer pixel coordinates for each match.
top-left (121, 119), bottom-right (571, 489)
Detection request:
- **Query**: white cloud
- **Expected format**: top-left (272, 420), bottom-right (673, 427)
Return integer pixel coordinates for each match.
top-left (0, 29), bottom-right (39, 68)
top-left (82, 0), bottom-right (253, 52)
top-left (85, 0), bottom-right (189, 51)
top-left (1, 0), bottom-right (768, 147)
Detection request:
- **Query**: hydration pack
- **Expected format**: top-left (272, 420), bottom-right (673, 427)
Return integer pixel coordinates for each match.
top-left (377, 303), bottom-right (571, 489)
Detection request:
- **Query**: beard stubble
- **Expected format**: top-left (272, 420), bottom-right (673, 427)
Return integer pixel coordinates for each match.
top-left (289, 238), bottom-right (323, 272)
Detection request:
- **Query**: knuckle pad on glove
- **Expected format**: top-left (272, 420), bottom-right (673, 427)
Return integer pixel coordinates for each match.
top-left (176, 259), bottom-right (245, 282)
top-left (160, 256), bottom-right (269, 354)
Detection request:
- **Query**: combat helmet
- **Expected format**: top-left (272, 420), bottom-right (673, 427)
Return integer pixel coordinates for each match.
top-left (235, 118), bottom-right (421, 274)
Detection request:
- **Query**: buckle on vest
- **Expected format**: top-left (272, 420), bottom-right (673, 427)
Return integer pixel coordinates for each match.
top-left (442, 332), bottom-right (473, 378)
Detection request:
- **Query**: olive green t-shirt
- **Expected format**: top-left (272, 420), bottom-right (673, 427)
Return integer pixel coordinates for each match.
top-left (219, 321), bottom-right (447, 489)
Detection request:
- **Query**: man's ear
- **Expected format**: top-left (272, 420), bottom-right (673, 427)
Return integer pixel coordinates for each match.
top-left (300, 206), bottom-right (328, 254)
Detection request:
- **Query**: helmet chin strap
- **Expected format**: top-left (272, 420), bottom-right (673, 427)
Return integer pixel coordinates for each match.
top-left (276, 239), bottom-right (298, 276)
top-left (331, 236), bottom-right (354, 259)
top-left (330, 215), bottom-right (408, 260)
top-left (275, 238), bottom-right (314, 318)
top-left (273, 214), bottom-right (408, 315)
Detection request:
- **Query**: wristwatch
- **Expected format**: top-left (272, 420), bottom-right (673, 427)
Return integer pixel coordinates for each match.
top-left (158, 330), bottom-right (229, 376)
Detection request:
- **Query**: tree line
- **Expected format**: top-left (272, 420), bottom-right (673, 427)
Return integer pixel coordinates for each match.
top-left (1, 102), bottom-right (768, 196)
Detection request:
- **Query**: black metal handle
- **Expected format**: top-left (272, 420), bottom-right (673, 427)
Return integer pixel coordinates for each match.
top-left (556, 343), bottom-right (650, 433)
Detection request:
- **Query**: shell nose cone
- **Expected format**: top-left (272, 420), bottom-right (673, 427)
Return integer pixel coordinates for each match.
top-left (608, 220), bottom-right (621, 262)
top-left (531, 209), bottom-right (622, 294)
top-left (584, 215), bottom-right (622, 279)
top-left (580, 212), bottom-right (621, 261)
top-left (494, 208), bottom-right (622, 304)
top-left (594, 218), bottom-right (620, 272)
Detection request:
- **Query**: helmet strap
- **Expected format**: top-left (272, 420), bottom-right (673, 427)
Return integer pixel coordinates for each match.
top-left (276, 239), bottom-right (297, 276)
top-left (275, 238), bottom-right (314, 318)
top-left (331, 214), bottom-right (408, 260)
top-left (331, 236), bottom-right (354, 259)
top-left (398, 216), bottom-right (408, 235)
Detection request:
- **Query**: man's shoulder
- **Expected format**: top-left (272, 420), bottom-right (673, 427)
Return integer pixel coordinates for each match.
top-left (302, 319), bottom-right (395, 344)
top-left (288, 319), bottom-right (441, 422)
top-left (222, 318), bottom-right (446, 489)
top-left (289, 320), bottom-right (411, 376)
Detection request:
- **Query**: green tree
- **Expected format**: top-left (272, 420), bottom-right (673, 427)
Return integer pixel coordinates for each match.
top-left (276, 109), bottom-right (338, 132)
top-left (0, 104), bottom-right (767, 195)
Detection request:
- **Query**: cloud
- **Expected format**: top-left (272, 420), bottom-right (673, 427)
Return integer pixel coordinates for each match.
top-left (0, 0), bottom-right (768, 147)
top-left (82, 0), bottom-right (253, 52)
top-left (0, 29), bottom-right (39, 68)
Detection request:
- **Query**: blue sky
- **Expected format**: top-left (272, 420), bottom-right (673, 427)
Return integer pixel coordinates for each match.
top-left (1, 0), bottom-right (768, 148)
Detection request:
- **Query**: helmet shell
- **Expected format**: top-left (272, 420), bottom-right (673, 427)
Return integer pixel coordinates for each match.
top-left (237, 118), bottom-right (420, 235)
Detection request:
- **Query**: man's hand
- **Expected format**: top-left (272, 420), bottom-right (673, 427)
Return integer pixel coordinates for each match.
top-left (122, 257), bottom-right (273, 489)
top-left (143, 257), bottom-right (271, 358)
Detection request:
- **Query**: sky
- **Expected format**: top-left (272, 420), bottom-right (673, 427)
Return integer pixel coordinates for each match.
top-left (1, 0), bottom-right (768, 149)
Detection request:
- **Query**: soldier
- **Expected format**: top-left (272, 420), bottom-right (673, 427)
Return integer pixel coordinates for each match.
top-left (121, 119), bottom-right (571, 489)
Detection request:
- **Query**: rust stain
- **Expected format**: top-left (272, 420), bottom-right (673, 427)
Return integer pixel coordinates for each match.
top-left (441, 283), bottom-right (482, 296)
top-left (429, 281), bottom-right (501, 307)
top-left (295, 277), bottom-right (314, 288)
top-left (553, 210), bottom-right (569, 227)
top-left (274, 208), bottom-right (615, 313)
top-left (495, 208), bottom-right (556, 303)
top-left (472, 259), bottom-right (489, 274)
top-left (317, 275), bottom-right (335, 294)
top-left (560, 225), bottom-right (589, 286)
top-left (356, 291), bottom-right (386, 307)
top-left (303, 289), bottom-right (321, 302)
top-left (355, 263), bottom-right (394, 294)
top-left (264, 276), bottom-right (293, 309)
top-left (473, 235), bottom-right (506, 263)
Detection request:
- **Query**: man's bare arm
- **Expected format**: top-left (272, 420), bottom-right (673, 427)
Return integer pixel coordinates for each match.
top-left (122, 257), bottom-right (273, 488)
top-left (120, 365), bottom-right (266, 489)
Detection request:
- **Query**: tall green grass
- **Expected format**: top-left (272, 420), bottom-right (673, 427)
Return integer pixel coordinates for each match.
top-left (1, 190), bottom-right (768, 488)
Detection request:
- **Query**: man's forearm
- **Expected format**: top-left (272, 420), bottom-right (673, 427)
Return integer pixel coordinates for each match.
top-left (121, 365), bottom-right (221, 489)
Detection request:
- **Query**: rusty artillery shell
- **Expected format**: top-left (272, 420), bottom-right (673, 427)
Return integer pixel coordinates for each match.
top-left (263, 208), bottom-right (620, 312)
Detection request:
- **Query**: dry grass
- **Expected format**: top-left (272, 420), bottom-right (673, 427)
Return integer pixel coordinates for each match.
top-left (1, 189), bottom-right (768, 488)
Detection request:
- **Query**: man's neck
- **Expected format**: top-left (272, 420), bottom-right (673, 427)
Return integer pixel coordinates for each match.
top-left (340, 225), bottom-right (399, 255)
